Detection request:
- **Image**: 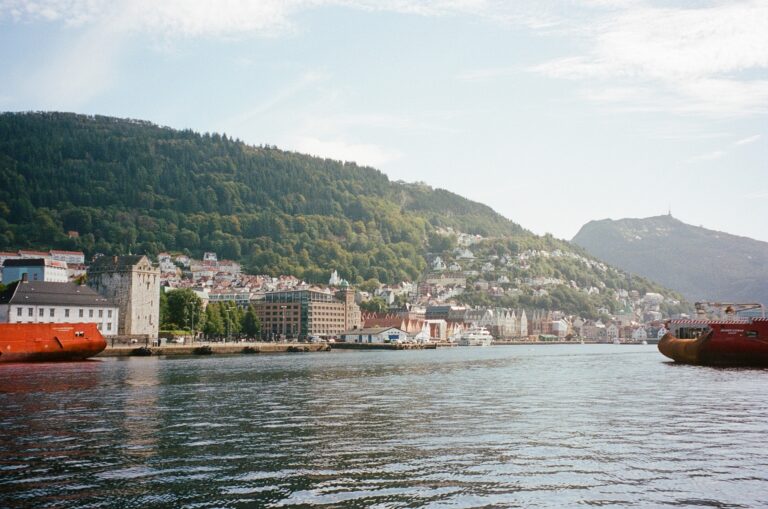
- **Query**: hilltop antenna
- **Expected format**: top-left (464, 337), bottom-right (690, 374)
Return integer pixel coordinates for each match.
top-left (667, 204), bottom-right (672, 217)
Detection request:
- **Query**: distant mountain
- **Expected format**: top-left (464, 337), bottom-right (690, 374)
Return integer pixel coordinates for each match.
top-left (572, 215), bottom-right (768, 305)
top-left (0, 112), bottom-right (685, 317)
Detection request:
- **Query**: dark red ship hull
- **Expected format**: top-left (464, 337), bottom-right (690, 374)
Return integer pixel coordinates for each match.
top-left (659, 318), bottom-right (768, 366)
top-left (0, 323), bottom-right (106, 363)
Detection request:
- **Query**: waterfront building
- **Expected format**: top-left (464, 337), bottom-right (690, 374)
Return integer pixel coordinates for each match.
top-left (632, 327), bottom-right (648, 341)
top-left (252, 288), bottom-right (361, 340)
top-left (463, 307), bottom-right (525, 338)
top-left (0, 278), bottom-right (119, 335)
top-left (340, 327), bottom-right (408, 344)
top-left (2, 258), bottom-right (68, 284)
top-left (87, 255), bottom-right (160, 339)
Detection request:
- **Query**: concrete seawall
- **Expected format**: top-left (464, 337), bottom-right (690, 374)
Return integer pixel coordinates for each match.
top-left (98, 340), bottom-right (460, 357)
top-left (98, 342), bottom-right (332, 357)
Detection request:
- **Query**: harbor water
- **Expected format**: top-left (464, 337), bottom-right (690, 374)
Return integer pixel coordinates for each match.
top-left (2, 345), bottom-right (768, 507)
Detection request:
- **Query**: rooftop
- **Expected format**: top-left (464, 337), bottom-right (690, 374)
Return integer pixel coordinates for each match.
top-left (0, 280), bottom-right (116, 307)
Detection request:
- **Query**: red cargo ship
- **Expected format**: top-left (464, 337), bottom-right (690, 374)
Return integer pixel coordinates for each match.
top-left (0, 323), bottom-right (106, 363)
top-left (658, 303), bottom-right (768, 366)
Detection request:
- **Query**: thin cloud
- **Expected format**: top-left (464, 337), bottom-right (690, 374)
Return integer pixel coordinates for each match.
top-left (530, 1), bottom-right (768, 116)
top-left (688, 150), bottom-right (726, 163)
top-left (456, 66), bottom-right (518, 82)
top-left (734, 134), bottom-right (762, 146)
top-left (220, 71), bottom-right (330, 130)
top-left (292, 136), bottom-right (403, 167)
top-left (21, 20), bottom-right (125, 108)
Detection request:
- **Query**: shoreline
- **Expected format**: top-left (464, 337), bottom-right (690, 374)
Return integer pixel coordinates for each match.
top-left (97, 340), bottom-right (654, 358)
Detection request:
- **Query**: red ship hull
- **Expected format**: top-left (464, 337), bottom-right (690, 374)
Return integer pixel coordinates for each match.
top-left (659, 318), bottom-right (768, 366)
top-left (0, 323), bottom-right (107, 363)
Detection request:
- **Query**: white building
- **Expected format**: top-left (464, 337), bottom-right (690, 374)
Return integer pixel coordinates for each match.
top-left (340, 327), bottom-right (408, 344)
top-left (50, 250), bottom-right (86, 265)
top-left (2, 258), bottom-right (68, 284)
top-left (0, 279), bottom-right (119, 335)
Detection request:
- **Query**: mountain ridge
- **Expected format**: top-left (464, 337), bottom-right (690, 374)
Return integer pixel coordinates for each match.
top-left (572, 214), bottom-right (768, 305)
top-left (0, 111), bottom-right (686, 317)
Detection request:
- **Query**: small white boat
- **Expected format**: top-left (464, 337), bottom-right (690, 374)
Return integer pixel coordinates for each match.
top-left (458, 325), bottom-right (493, 346)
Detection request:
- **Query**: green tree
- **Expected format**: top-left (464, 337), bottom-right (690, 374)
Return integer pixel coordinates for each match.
top-left (159, 289), bottom-right (169, 328)
top-left (165, 288), bottom-right (203, 332)
top-left (241, 305), bottom-right (261, 338)
top-left (360, 297), bottom-right (388, 313)
top-left (203, 303), bottom-right (224, 338)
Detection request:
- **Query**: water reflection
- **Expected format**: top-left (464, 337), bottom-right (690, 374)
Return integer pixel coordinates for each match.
top-left (2, 346), bottom-right (768, 507)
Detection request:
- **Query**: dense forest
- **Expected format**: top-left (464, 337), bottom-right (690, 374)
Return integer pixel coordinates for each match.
top-left (0, 112), bottom-right (525, 282)
top-left (0, 112), bottom-right (685, 316)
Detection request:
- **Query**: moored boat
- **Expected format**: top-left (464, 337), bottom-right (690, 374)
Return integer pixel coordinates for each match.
top-left (658, 303), bottom-right (768, 366)
top-left (457, 325), bottom-right (493, 346)
top-left (0, 323), bottom-right (106, 363)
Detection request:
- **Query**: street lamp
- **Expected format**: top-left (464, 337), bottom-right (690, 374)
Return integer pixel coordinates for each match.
top-left (187, 301), bottom-right (196, 343)
top-left (223, 307), bottom-right (231, 343)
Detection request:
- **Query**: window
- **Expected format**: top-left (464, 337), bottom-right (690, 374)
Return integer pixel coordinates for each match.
top-left (65, 309), bottom-right (70, 318)
top-left (16, 307), bottom-right (21, 317)
top-left (28, 307), bottom-right (33, 317)
top-left (49, 308), bottom-right (55, 317)
top-left (98, 309), bottom-right (103, 318)
top-left (39, 308), bottom-right (44, 317)
top-left (97, 323), bottom-right (102, 330)
top-left (108, 310), bottom-right (112, 318)
top-left (107, 323), bottom-right (112, 331)
top-left (89, 309), bottom-right (93, 318)
top-left (79, 309), bottom-right (84, 318)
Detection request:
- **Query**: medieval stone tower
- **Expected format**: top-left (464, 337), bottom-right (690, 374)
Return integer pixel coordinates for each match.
top-left (336, 287), bottom-right (361, 331)
top-left (88, 255), bottom-right (160, 339)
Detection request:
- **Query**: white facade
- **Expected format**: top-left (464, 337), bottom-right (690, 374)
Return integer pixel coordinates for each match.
top-left (50, 250), bottom-right (86, 265)
top-left (341, 327), bottom-right (408, 343)
top-left (0, 303), bottom-right (119, 335)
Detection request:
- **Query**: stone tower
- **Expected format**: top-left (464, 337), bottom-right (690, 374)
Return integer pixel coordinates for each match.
top-left (88, 255), bottom-right (160, 339)
top-left (336, 287), bottom-right (361, 331)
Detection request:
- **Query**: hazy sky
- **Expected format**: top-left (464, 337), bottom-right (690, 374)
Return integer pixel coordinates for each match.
top-left (1, 0), bottom-right (766, 241)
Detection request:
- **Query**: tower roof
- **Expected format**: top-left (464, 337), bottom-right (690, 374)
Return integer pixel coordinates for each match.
top-left (89, 255), bottom-right (151, 272)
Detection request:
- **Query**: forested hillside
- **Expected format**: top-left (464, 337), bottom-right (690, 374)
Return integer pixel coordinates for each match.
top-left (0, 112), bottom-right (685, 316)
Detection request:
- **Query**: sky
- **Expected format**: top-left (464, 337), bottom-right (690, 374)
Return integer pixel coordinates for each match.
top-left (1, 0), bottom-right (767, 241)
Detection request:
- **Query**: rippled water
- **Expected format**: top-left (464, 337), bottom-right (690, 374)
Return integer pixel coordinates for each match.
top-left (2, 345), bottom-right (768, 508)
